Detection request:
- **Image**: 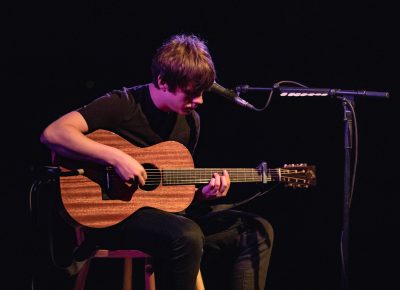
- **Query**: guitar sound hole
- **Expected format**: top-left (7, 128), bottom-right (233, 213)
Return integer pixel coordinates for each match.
top-left (140, 163), bottom-right (161, 191)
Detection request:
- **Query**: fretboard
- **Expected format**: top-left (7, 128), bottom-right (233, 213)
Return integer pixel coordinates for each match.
top-left (151, 168), bottom-right (265, 185)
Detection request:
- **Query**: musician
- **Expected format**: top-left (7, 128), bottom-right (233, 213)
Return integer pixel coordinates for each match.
top-left (40, 34), bottom-right (273, 290)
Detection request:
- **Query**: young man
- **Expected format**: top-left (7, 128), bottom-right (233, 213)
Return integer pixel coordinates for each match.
top-left (41, 34), bottom-right (273, 290)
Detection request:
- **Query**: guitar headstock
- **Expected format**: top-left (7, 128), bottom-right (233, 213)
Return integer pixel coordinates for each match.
top-left (278, 163), bottom-right (317, 188)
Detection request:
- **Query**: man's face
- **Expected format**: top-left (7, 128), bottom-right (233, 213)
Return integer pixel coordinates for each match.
top-left (168, 85), bottom-right (204, 115)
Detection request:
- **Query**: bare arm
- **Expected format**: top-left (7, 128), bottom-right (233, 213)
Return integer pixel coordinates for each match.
top-left (40, 111), bottom-right (147, 185)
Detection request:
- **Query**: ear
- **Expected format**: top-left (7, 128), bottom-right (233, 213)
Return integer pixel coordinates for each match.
top-left (157, 75), bottom-right (168, 92)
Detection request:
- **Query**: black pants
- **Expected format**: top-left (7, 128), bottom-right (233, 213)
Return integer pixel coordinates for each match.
top-left (82, 208), bottom-right (273, 290)
top-left (196, 210), bottom-right (274, 290)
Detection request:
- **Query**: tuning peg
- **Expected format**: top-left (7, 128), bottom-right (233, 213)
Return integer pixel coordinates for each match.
top-left (284, 164), bottom-right (295, 168)
top-left (285, 183), bottom-right (310, 189)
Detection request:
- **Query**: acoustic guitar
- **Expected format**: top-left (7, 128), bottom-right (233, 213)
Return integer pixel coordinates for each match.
top-left (54, 129), bottom-right (316, 228)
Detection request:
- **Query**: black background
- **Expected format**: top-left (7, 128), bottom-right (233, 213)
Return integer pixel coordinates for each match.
top-left (4, 1), bottom-right (398, 289)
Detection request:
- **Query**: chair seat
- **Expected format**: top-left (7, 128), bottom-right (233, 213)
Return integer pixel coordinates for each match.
top-left (95, 249), bottom-right (152, 258)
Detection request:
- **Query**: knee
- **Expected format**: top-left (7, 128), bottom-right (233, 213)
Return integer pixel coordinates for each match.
top-left (251, 217), bottom-right (274, 249)
top-left (173, 219), bottom-right (204, 256)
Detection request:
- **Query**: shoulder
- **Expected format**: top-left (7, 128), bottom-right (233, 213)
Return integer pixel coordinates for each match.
top-left (123, 84), bottom-right (150, 103)
top-left (83, 84), bottom-right (149, 108)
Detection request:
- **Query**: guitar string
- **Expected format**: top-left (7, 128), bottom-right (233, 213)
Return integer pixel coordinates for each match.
top-left (103, 169), bottom-right (310, 184)
top-left (131, 176), bottom-right (309, 185)
top-left (114, 170), bottom-right (307, 177)
top-left (128, 169), bottom-right (307, 174)
top-left (92, 168), bottom-right (311, 185)
top-left (134, 180), bottom-right (309, 186)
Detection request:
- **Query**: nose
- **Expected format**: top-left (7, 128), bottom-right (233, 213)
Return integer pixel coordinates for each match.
top-left (192, 94), bottom-right (203, 105)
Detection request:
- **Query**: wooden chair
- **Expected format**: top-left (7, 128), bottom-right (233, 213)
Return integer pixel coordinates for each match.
top-left (73, 226), bottom-right (204, 290)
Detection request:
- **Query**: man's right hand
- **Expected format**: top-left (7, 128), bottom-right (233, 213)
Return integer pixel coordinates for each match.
top-left (113, 152), bottom-right (147, 186)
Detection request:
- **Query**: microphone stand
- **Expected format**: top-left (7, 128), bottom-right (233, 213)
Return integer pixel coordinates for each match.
top-left (236, 84), bottom-right (389, 290)
top-left (340, 97), bottom-right (353, 290)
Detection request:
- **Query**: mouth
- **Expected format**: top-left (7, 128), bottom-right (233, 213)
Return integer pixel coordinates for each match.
top-left (184, 105), bottom-right (195, 110)
top-left (186, 104), bottom-right (198, 110)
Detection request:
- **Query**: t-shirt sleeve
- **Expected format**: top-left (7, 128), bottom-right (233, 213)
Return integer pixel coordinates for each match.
top-left (77, 89), bottom-right (135, 132)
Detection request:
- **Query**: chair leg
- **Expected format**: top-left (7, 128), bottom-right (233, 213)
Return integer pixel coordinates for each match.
top-left (122, 258), bottom-right (133, 290)
top-left (195, 270), bottom-right (205, 290)
top-left (123, 258), bottom-right (156, 290)
top-left (144, 258), bottom-right (156, 290)
top-left (122, 258), bottom-right (202, 290)
top-left (74, 260), bottom-right (91, 290)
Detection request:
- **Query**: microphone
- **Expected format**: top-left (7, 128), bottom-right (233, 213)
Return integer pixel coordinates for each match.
top-left (209, 82), bottom-right (256, 110)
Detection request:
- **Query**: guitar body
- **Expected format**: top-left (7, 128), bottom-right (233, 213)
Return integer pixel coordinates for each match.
top-left (55, 130), bottom-right (195, 228)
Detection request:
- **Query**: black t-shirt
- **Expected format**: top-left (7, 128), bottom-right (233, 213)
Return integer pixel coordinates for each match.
top-left (77, 84), bottom-right (200, 153)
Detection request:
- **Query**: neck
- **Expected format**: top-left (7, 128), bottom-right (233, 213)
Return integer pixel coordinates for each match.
top-left (149, 83), bottom-right (170, 112)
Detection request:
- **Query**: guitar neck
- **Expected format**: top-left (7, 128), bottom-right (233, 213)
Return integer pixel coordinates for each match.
top-left (159, 166), bottom-right (314, 186)
top-left (160, 168), bottom-right (263, 185)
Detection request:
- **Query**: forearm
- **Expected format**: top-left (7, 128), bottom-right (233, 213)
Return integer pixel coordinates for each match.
top-left (44, 129), bottom-right (123, 166)
top-left (40, 115), bottom-right (124, 166)
top-left (40, 111), bottom-right (146, 184)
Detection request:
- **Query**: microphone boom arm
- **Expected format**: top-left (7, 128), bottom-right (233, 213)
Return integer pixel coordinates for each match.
top-left (236, 85), bottom-right (390, 99)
